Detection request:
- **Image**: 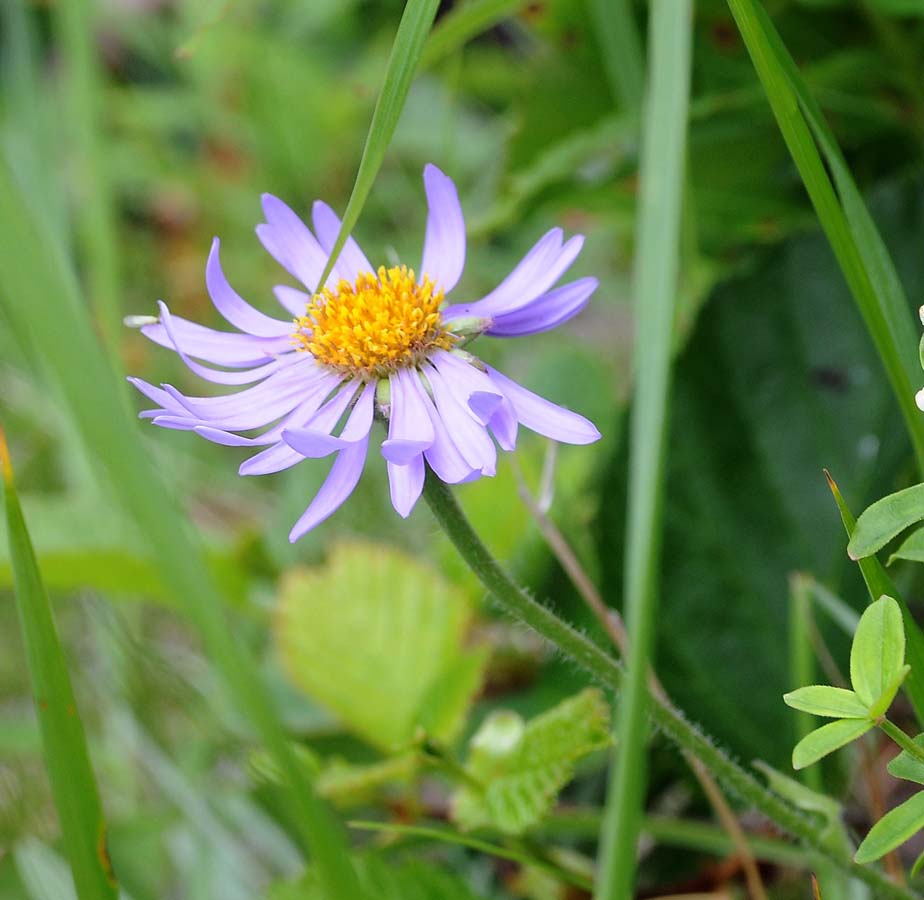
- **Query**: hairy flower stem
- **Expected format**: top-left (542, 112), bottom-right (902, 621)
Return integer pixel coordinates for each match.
top-left (422, 473), bottom-right (920, 900)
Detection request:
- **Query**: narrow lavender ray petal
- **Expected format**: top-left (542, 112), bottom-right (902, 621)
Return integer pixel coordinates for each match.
top-left (311, 201), bottom-right (373, 282)
top-left (488, 395), bottom-right (518, 451)
top-left (420, 164), bottom-right (466, 294)
top-left (288, 436), bottom-right (370, 541)
top-left (419, 384), bottom-right (480, 484)
top-left (425, 364), bottom-right (496, 476)
top-left (282, 381), bottom-right (364, 458)
top-left (158, 301), bottom-right (296, 386)
top-left (339, 381), bottom-right (376, 441)
top-left (258, 194), bottom-right (340, 292)
top-left (487, 277), bottom-right (598, 337)
top-left (274, 284), bottom-right (311, 317)
top-left (165, 369), bottom-right (340, 432)
top-left (205, 238), bottom-right (292, 337)
top-left (128, 377), bottom-right (187, 415)
top-left (387, 453), bottom-right (425, 518)
top-left (141, 317), bottom-right (290, 366)
top-left (485, 365), bottom-right (601, 445)
top-left (193, 382), bottom-right (343, 448)
top-left (381, 368), bottom-right (435, 464)
top-left (240, 441), bottom-right (305, 476)
top-left (429, 350), bottom-right (503, 425)
top-left (441, 228), bottom-right (563, 320)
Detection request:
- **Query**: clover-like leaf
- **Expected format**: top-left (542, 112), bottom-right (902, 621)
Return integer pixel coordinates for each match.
top-left (868, 664), bottom-right (911, 719)
top-left (848, 484), bottom-right (924, 560)
top-left (451, 688), bottom-right (610, 834)
top-left (849, 596), bottom-right (905, 708)
top-left (792, 719), bottom-right (873, 770)
top-left (783, 685), bottom-right (868, 719)
top-left (276, 541), bottom-right (486, 751)
top-left (855, 791), bottom-right (924, 864)
top-left (887, 734), bottom-right (924, 786)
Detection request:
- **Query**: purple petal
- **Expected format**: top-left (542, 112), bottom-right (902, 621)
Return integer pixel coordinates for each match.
top-left (158, 301), bottom-right (296, 386)
top-left (141, 316), bottom-right (291, 366)
top-left (289, 436), bottom-right (370, 541)
top-left (239, 442), bottom-right (306, 476)
top-left (282, 381), bottom-right (373, 458)
top-left (428, 350), bottom-right (503, 425)
top-left (419, 386), bottom-right (480, 484)
top-left (257, 194), bottom-right (341, 292)
top-left (206, 239), bottom-right (292, 337)
top-left (488, 395), bottom-right (518, 452)
top-left (274, 285), bottom-right (311, 317)
top-left (488, 277), bottom-right (598, 337)
top-left (424, 364), bottom-right (496, 476)
top-left (311, 201), bottom-right (373, 282)
top-left (485, 366), bottom-right (601, 445)
top-left (387, 454), bottom-right (425, 518)
top-left (381, 368), bottom-right (435, 464)
top-left (420, 164), bottom-right (466, 294)
top-left (443, 231), bottom-right (584, 320)
top-left (128, 377), bottom-right (188, 419)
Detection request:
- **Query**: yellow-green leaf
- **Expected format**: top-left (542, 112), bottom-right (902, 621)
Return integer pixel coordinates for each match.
top-left (849, 596), bottom-right (905, 708)
top-left (792, 719), bottom-right (873, 770)
top-left (783, 685), bottom-right (868, 719)
top-left (855, 792), bottom-right (924, 864)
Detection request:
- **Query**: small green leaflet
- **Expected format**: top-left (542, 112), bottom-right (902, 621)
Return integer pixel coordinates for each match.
top-left (848, 484), bottom-right (924, 560)
top-left (792, 719), bottom-right (873, 771)
top-left (887, 735), bottom-right (924, 786)
top-left (849, 596), bottom-right (906, 711)
top-left (783, 686), bottom-right (868, 719)
top-left (855, 792), bottom-right (924, 864)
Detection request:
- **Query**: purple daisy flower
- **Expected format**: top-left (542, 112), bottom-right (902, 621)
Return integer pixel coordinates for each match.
top-left (129, 165), bottom-right (600, 542)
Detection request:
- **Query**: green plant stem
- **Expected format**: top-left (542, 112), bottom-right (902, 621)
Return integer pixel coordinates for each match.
top-left (422, 473), bottom-right (920, 900)
top-left (790, 574), bottom-right (823, 793)
top-left (597, 2), bottom-right (694, 898)
top-left (880, 718), bottom-right (924, 764)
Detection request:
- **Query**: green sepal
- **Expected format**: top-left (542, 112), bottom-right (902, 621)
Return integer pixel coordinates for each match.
top-left (783, 685), bottom-right (868, 719)
top-left (855, 791), bottom-right (924, 864)
top-left (792, 719), bottom-right (873, 770)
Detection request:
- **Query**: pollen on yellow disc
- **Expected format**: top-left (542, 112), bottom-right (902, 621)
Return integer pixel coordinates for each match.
top-left (293, 265), bottom-right (455, 378)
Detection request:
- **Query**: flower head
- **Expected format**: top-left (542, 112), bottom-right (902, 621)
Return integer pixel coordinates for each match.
top-left (130, 164), bottom-right (600, 541)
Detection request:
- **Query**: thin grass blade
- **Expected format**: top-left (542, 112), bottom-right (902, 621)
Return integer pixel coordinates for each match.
top-left (316, 0), bottom-right (440, 289)
top-left (421, 0), bottom-right (526, 68)
top-left (596, 2), bottom-right (694, 898)
top-left (726, 0), bottom-right (924, 471)
top-left (587, 0), bottom-right (644, 111)
top-left (0, 424), bottom-right (118, 900)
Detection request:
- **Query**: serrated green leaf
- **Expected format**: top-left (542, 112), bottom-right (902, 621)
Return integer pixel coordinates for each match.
top-left (783, 686), bottom-right (869, 719)
top-left (849, 485), bottom-right (924, 560)
top-left (855, 791), bottom-right (924, 864)
top-left (850, 596), bottom-right (905, 708)
top-left (887, 735), bottom-right (924, 786)
top-left (452, 688), bottom-right (610, 834)
top-left (792, 719), bottom-right (872, 770)
top-left (276, 541), bottom-right (486, 752)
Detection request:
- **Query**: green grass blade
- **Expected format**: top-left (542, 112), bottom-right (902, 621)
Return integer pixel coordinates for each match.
top-left (421, 0), bottom-right (525, 68)
top-left (0, 157), bottom-right (362, 900)
top-left (587, 0), bottom-right (644, 111)
top-left (51, 0), bottom-right (122, 355)
top-left (0, 426), bottom-right (118, 900)
top-left (316, 0), bottom-right (440, 290)
top-left (726, 0), bottom-right (924, 472)
top-left (789, 574), bottom-right (823, 791)
top-left (825, 472), bottom-right (924, 727)
top-left (596, 2), bottom-right (694, 898)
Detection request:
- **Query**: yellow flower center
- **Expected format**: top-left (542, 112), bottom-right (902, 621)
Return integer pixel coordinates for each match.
top-left (293, 265), bottom-right (455, 379)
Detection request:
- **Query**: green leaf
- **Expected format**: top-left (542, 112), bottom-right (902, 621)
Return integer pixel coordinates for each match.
top-left (868, 664), bottom-right (911, 719)
top-left (855, 791), bottom-right (924, 864)
top-left (315, 0), bottom-right (440, 290)
top-left (913, 848), bottom-right (924, 879)
top-left (276, 541), bottom-right (486, 751)
top-left (826, 474), bottom-right (924, 729)
top-left (452, 688), bottom-right (610, 834)
top-left (849, 484), bottom-right (924, 560)
top-left (888, 525), bottom-right (924, 565)
top-left (783, 685), bottom-right (869, 719)
top-left (887, 735), bottom-right (924, 786)
top-left (0, 429), bottom-right (118, 900)
top-left (754, 761), bottom-right (842, 823)
top-left (850, 596), bottom-right (905, 708)
top-left (421, 0), bottom-right (526, 69)
top-left (792, 719), bottom-right (873, 770)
